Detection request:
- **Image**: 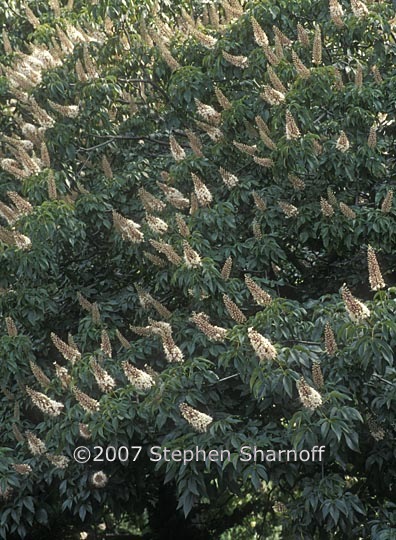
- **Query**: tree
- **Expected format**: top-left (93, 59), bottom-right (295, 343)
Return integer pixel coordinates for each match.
top-left (0, 0), bottom-right (395, 538)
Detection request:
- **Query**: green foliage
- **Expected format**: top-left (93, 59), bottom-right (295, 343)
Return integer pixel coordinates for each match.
top-left (0, 0), bottom-right (396, 538)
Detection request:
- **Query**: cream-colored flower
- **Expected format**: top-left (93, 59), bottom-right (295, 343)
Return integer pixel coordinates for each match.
top-left (248, 328), bottom-right (277, 361)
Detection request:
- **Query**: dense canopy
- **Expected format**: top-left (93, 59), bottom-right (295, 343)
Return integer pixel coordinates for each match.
top-left (0, 0), bottom-right (395, 538)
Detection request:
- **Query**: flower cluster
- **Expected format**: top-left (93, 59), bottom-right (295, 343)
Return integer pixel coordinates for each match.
top-left (289, 175), bottom-right (305, 190)
top-left (219, 167), bottom-right (239, 188)
top-left (285, 111), bottom-right (301, 139)
top-left (223, 294), bottom-right (246, 324)
top-left (312, 24), bottom-right (322, 65)
top-left (245, 275), bottom-right (272, 306)
top-left (190, 312), bottom-right (227, 342)
top-left (233, 141), bottom-right (257, 156)
top-left (297, 23), bottom-right (309, 46)
top-left (351, 0), bottom-right (369, 18)
top-left (341, 284), bottom-right (370, 323)
top-left (251, 17), bottom-right (269, 47)
top-left (12, 463), bottom-right (32, 476)
top-left (324, 322), bottom-right (338, 355)
top-left (53, 360), bottom-right (71, 389)
top-left (367, 124), bottom-right (377, 149)
top-left (138, 188), bottom-right (166, 213)
top-left (183, 241), bottom-right (202, 268)
top-left (149, 239), bottom-right (182, 265)
top-left (179, 403), bottom-right (213, 433)
top-left (151, 321), bottom-right (184, 363)
top-left (122, 362), bottom-right (155, 391)
top-left (112, 210), bottom-right (144, 244)
top-left (73, 387), bottom-right (100, 413)
top-left (292, 51), bottom-right (310, 78)
top-left (100, 330), bottom-right (112, 357)
top-left (5, 316), bottom-right (18, 337)
top-left (248, 328), bottom-right (277, 361)
top-left (157, 182), bottom-right (189, 210)
top-left (26, 386), bottom-right (64, 417)
top-left (222, 50), bottom-right (249, 68)
top-left (175, 214), bottom-right (190, 237)
top-left (26, 431), bottom-right (47, 455)
top-left (339, 202), bottom-right (356, 219)
top-left (261, 85), bottom-right (285, 106)
top-left (279, 201), bottom-right (299, 217)
top-left (296, 377), bottom-right (322, 409)
top-left (381, 190), bottom-right (393, 213)
top-left (367, 414), bottom-right (385, 441)
top-left (312, 362), bottom-right (324, 389)
top-left (214, 87), bottom-right (232, 110)
top-left (79, 423), bottom-right (92, 440)
top-left (367, 245), bottom-right (385, 291)
top-left (46, 453), bottom-right (70, 469)
top-left (29, 360), bottom-right (50, 388)
top-left (329, 0), bottom-right (344, 27)
top-left (90, 471), bottom-right (108, 488)
top-left (191, 173), bottom-right (213, 206)
top-left (320, 197), bottom-right (334, 217)
top-left (336, 131), bottom-right (350, 152)
top-left (194, 98), bottom-right (221, 125)
top-left (185, 130), bottom-right (204, 157)
top-left (252, 191), bottom-right (267, 211)
top-left (221, 256), bottom-right (233, 280)
top-left (195, 120), bottom-right (223, 142)
top-left (254, 156), bottom-right (275, 168)
top-left (51, 332), bottom-right (81, 364)
top-left (48, 100), bottom-right (79, 118)
top-left (90, 358), bottom-right (116, 393)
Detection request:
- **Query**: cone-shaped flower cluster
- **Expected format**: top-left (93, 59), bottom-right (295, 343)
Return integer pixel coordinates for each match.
top-left (381, 190), bottom-right (393, 213)
top-left (367, 245), bottom-right (385, 291)
top-left (223, 294), bottom-right (247, 323)
top-left (245, 275), bottom-right (272, 306)
top-left (169, 135), bottom-right (185, 161)
top-left (296, 377), bottom-right (322, 409)
top-left (341, 284), bottom-right (370, 323)
top-left (248, 328), bottom-right (277, 361)
top-left (219, 167), bottom-right (239, 188)
top-left (179, 402), bottom-right (213, 432)
top-left (183, 241), bottom-right (202, 268)
top-left (26, 431), bottom-right (47, 455)
top-left (312, 25), bottom-right (322, 65)
top-left (151, 321), bottom-right (184, 363)
top-left (336, 131), bottom-right (350, 152)
top-left (251, 17), bottom-right (269, 47)
top-left (29, 360), bottom-right (50, 388)
top-left (51, 332), bottom-right (81, 364)
top-left (339, 202), bottom-right (356, 219)
top-left (312, 362), bottom-right (324, 389)
top-left (122, 361), bottom-right (155, 391)
top-left (190, 312), bottom-right (227, 342)
top-left (73, 387), bottom-right (100, 413)
top-left (221, 256), bottom-right (233, 280)
top-left (90, 358), bottom-right (116, 393)
top-left (285, 111), bottom-right (301, 139)
top-left (320, 197), bottom-right (334, 217)
top-left (324, 322), bottom-right (338, 355)
top-left (222, 50), bottom-right (249, 68)
top-left (194, 98), bottom-right (221, 125)
top-left (112, 210), bottom-right (144, 244)
top-left (26, 386), bottom-right (64, 416)
top-left (53, 362), bottom-right (71, 389)
top-left (191, 173), bottom-right (213, 206)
